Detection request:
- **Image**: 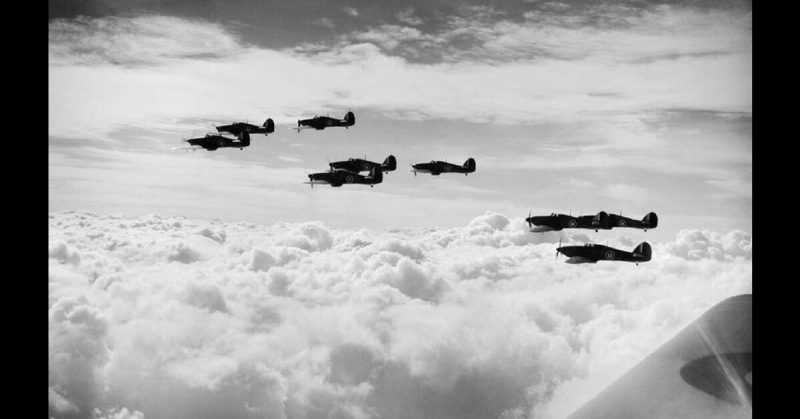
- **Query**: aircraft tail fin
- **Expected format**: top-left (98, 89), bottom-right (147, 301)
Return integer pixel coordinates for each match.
top-left (263, 118), bottom-right (275, 133)
top-left (463, 157), bottom-right (476, 172)
top-left (632, 242), bottom-right (652, 262)
top-left (593, 211), bottom-right (609, 227)
top-left (643, 212), bottom-right (658, 228)
top-left (344, 111), bottom-right (355, 126)
top-left (382, 155), bottom-right (397, 171)
top-left (368, 166), bottom-right (383, 184)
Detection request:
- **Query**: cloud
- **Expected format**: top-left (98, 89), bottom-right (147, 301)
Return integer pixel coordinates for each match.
top-left (49, 295), bottom-right (110, 418)
top-left (665, 229), bottom-right (751, 261)
top-left (49, 15), bottom-right (244, 67)
top-left (396, 8), bottom-right (423, 26)
top-left (94, 407), bottom-right (145, 419)
top-left (312, 17), bottom-right (335, 29)
top-left (49, 8), bottom-right (751, 142)
top-left (352, 25), bottom-right (430, 51)
top-left (49, 211), bottom-right (751, 418)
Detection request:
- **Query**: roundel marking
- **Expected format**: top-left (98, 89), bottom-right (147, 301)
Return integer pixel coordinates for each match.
top-left (605, 250), bottom-right (615, 260)
top-left (618, 219), bottom-right (627, 227)
top-left (568, 219), bottom-right (577, 228)
top-left (346, 175), bottom-right (354, 183)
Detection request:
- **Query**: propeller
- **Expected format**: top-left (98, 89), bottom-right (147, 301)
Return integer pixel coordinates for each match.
top-left (555, 236), bottom-right (562, 260)
top-left (526, 210), bottom-right (532, 229)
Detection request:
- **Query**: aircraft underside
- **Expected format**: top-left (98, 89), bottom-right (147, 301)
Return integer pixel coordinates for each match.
top-left (530, 225), bottom-right (560, 233)
top-left (565, 257), bottom-right (596, 264)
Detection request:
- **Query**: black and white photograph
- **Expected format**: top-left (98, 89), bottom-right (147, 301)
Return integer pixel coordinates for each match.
top-left (48, 1), bottom-right (752, 418)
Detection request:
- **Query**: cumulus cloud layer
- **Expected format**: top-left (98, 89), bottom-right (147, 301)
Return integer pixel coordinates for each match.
top-left (49, 211), bottom-right (751, 418)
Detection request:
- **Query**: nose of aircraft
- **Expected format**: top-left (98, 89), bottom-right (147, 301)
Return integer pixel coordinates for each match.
top-left (556, 246), bottom-right (575, 256)
top-left (528, 216), bottom-right (550, 225)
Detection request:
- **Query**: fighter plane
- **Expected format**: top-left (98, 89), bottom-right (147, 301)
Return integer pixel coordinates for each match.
top-left (305, 166), bottom-right (383, 188)
top-left (176, 131), bottom-right (252, 151)
top-left (295, 111), bottom-right (355, 131)
top-left (526, 211), bottom-right (659, 233)
top-left (411, 158), bottom-right (476, 176)
top-left (216, 118), bottom-right (275, 137)
top-left (525, 212), bottom-right (595, 233)
top-left (329, 155), bottom-right (397, 174)
top-left (591, 211), bottom-right (659, 231)
top-left (567, 294), bottom-right (751, 419)
top-left (556, 241), bottom-right (652, 265)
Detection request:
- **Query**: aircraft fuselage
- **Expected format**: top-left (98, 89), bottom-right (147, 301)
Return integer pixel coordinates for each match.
top-left (187, 133), bottom-right (250, 151)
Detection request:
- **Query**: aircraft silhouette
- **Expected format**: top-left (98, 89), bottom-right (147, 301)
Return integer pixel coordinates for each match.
top-left (329, 155), bottom-right (397, 174)
top-left (556, 241), bottom-right (652, 265)
top-left (296, 111), bottom-right (355, 131)
top-left (305, 166), bottom-right (382, 188)
top-left (526, 211), bottom-right (658, 232)
top-left (176, 131), bottom-right (252, 151)
top-left (216, 118), bottom-right (275, 137)
top-left (411, 158), bottom-right (476, 176)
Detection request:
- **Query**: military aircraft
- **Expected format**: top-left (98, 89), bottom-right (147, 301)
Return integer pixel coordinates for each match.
top-left (295, 111), bottom-right (355, 131)
top-left (216, 118), bottom-right (275, 137)
top-left (591, 211), bottom-right (659, 231)
top-left (176, 131), bottom-right (252, 151)
top-left (305, 166), bottom-right (382, 188)
top-left (329, 155), bottom-right (397, 174)
top-left (526, 212), bottom-right (595, 232)
top-left (411, 158), bottom-right (476, 176)
top-left (526, 211), bottom-right (658, 233)
top-left (556, 241), bottom-right (652, 265)
top-left (566, 294), bottom-right (751, 419)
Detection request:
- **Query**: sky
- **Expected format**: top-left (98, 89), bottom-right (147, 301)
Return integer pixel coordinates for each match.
top-left (49, 1), bottom-right (752, 418)
top-left (48, 0), bottom-right (752, 241)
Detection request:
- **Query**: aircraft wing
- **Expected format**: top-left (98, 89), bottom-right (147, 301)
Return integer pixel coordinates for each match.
top-left (566, 294), bottom-right (751, 419)
top-left (171, 145), bottom-right (203, 152)
top-left (530, 225), bottom-right (561, 233)
top-left (564, 256), bottom-right (597, 264)
top-left (218, 127), bottom-right (243, 136)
